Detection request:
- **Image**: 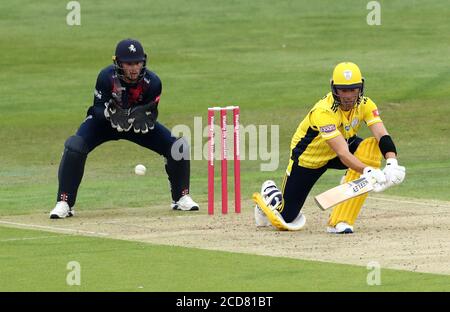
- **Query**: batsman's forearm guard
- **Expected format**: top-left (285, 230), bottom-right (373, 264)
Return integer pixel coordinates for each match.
top-left (379, 135), bottom-right (397, 158)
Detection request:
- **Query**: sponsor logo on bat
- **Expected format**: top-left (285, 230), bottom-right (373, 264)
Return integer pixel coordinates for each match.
top-left (351, 178), bottom-right (369, 193)
top-left (344, 178), bottom-right (369, 196)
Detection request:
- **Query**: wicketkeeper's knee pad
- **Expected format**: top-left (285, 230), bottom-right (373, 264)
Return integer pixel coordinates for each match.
top-left (61, 135), bottom-right (89, 168)
top-left (65, 135), bottom-right (89, 155)
top-left (328, 137), bottom-right (382, 227)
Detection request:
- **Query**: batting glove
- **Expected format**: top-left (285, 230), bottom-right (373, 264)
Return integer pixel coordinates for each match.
top-left (362, 166), bottom-right (388, 193)
top-left (383, 158), bottom-right (406, 185)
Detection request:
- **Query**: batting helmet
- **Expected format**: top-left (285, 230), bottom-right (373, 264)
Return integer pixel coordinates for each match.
top-left (330, 62), bottom-right (365, 105)
top-left (113, 38), bottom-right (147, 81)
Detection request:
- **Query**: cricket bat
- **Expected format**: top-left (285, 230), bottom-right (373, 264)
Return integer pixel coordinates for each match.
top-left (314, 177), bottom-right (373, 210)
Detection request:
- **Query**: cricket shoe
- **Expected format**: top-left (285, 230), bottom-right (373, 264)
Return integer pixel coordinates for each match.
top-left (254, 180), bottom-right (282, 227)
top-left (261, 180), bottom-right (283, 209)
top-left (171, 195), bottom-right (199, 211)
top-left (254, 204), bottom-right (271, 227)
top-left (49, 201), bottom-right (74, 219)
top-left (327, 222), bottom-right (354, 234)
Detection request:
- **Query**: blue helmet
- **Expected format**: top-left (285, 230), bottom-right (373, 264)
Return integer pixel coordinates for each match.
top-left (113, 39), bottom-right (147, 81)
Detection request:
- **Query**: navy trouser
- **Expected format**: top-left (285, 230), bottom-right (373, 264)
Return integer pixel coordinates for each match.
top-left (57, 115), bottom-right (190, 207)
top-left (280, 137), bottom-right (363, 222)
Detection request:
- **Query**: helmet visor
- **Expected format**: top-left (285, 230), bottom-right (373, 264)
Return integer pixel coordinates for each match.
top-left (333, 83), bottom-right (362, 90)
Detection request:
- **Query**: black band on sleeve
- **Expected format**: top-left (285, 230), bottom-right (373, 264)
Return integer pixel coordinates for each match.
top-left (379, 135), bottom-right (397, 157)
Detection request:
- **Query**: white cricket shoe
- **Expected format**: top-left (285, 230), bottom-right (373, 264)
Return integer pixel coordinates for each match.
top-left (171, 195), bottom-right (199, 211)
top-left (261, 180), bottom-right (283, 209)
top-left (254, 180), bottom-right (283, 227)
top-left (327, 222), bottom-right (354, 234)
top-left (254, 205), bottom-right (271, 227)
top-left (49, 201), bottom-right (74, 219)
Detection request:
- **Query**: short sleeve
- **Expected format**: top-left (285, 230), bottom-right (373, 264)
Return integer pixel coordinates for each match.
top-left (310, 109), bottom-right (341, 140)
top-left (362, 97), bottom-right (383, 126)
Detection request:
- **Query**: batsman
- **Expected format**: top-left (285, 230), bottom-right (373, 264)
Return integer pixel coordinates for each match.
top-left (254, 62), bottom-right (406, 233)
top-left (50, 39), bottom-right (199, 218)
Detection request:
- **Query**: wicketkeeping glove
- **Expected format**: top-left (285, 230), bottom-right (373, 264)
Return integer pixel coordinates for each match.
top-left (104, 101), bottom-right (131, 132)
top-left (362, 166), bottom-right (388, 193)
top-left (128, 102), bottom-right (156, 134)
top-left (383, 158), bottom-right (406, 185)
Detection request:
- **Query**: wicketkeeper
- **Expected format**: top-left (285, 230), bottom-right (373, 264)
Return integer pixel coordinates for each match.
top-left (254, 62), bottom-right (406, 233)
top-left (50, 39), bottom-right (199, 218)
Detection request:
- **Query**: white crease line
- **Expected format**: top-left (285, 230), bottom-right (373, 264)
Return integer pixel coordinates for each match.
top-left (101, 221), bottom-right (155, 229)
top-left (371, 197), bottom-right (450, 207)
top-left (0, 235), bottom-right (61, 242)
top-left (85, 214), bottom-right (212, 225)
top-left (0, 221), bottom-right (109, 236)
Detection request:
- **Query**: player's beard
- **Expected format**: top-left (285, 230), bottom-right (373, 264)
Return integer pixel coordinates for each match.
top-left (125, 70), bottom-right (140, 82)
top-left (122, 64), bottom-right (143, 83)
top-left (340, 97), bottom-right (357, 111)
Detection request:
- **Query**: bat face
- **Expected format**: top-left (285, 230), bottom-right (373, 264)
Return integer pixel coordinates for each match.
top-left (314, 177), bottom-right (373, 210)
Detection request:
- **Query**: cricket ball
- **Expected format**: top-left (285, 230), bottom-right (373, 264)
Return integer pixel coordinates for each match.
top-left (134, 164), bottom-right (146, 176)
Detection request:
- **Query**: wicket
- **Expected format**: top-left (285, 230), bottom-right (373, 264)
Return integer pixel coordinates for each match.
top-left (207, 106), bottom-right (241, 215)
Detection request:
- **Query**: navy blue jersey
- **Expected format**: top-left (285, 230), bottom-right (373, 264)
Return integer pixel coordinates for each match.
top-left (88, 65), bottom-right (161, 119)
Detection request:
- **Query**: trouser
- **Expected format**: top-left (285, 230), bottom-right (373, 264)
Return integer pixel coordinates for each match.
top-left (279, 136), bottom-right (364, 223)
top-left (56, 114), bottom-right (190, 207)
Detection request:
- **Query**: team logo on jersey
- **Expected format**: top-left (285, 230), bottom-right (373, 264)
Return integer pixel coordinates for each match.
top-left (320, 124), bottom-right (337, 133)
top-left (345, 125), bottom-right (350, 131)
top-left (343, 70), bottom-right (352, 80)
top-left (128, 44), bottom-right (136, 52)
top-left (372, 109), bottom-right (380, 117)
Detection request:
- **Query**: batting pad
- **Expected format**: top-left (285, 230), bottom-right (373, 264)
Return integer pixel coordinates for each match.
top-left (328, 137), bottom-right (382, 227)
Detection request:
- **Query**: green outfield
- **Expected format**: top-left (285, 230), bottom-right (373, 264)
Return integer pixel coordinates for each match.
top-left (1, 0), bottom-right (449, 291)
top-left (2, 226), bottom-right (450, 292)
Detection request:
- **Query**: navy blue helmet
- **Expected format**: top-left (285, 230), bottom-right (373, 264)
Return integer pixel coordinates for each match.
top-left (113, 39), bottom-right (147, 81)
